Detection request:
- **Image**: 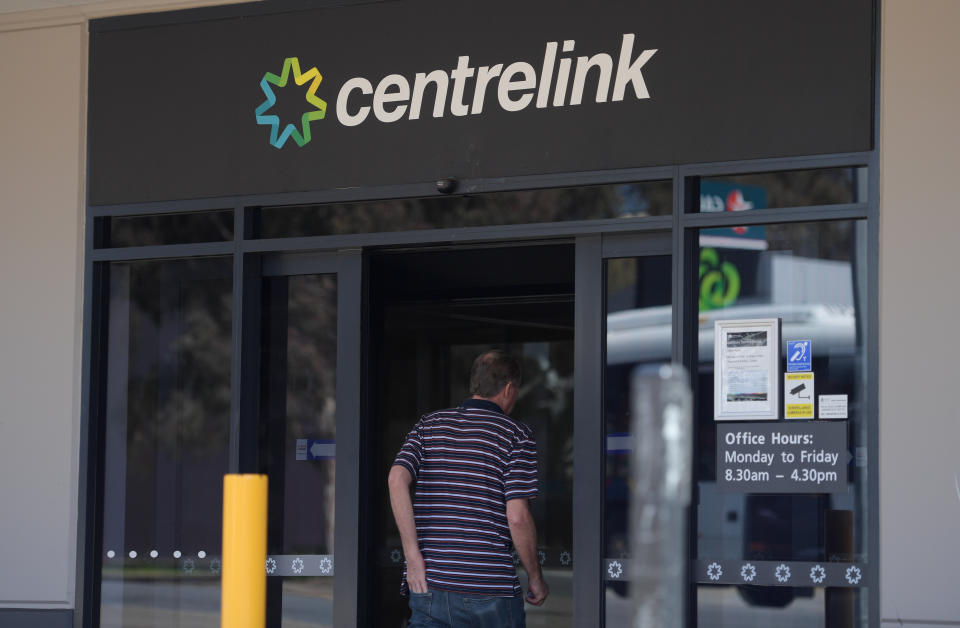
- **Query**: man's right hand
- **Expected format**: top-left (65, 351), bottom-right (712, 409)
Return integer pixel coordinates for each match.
top-left (525, 574), bottom-right (549, 606)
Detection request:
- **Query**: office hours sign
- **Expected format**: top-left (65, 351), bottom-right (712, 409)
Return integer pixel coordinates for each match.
top-left (717, 422), bottom-right (849, 493)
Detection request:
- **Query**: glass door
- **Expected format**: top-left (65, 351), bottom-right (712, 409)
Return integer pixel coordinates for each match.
top-left (601, 250), bottom-right (673, 625)
top-left (98, 257), bottom-right (233, 628)
top-left (575, 232), bottom-right (674, 626)
top-left (251, 234), bottom-right (672, 627)
top-left (364, 243), bottom-right (576, 627)
top-left (254, 251), bottom-right (362, 627)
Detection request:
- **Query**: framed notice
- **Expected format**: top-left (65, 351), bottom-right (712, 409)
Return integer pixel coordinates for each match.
top-left (714, 318), bottom-right (781, 421)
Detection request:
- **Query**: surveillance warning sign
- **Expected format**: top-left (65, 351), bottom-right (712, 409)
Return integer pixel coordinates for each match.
top-left (784, 372), bottom-right (815, 419)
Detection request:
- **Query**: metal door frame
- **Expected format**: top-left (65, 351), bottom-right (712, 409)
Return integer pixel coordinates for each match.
top-left (573, 231), bottom-right (673, 625)
top-left (244, 249), bottom-right (364, 626)
top-left (78, 153), bottom-right (878, 628)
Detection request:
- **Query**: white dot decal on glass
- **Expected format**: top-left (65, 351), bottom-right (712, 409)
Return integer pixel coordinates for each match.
top-left (198, 550), bottom-right (207, 559)
top-left (128, 551), bottom-right (137, 559)
top-left (150, 550), bottom-right (159, 558)
top-left (106, 550), bottom-right (115, 559)
top-left (173, 550), bottom-right (182, 558)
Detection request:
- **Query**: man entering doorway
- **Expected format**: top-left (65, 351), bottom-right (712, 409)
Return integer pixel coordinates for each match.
top-left (388, 350), bottom-right (549, 627)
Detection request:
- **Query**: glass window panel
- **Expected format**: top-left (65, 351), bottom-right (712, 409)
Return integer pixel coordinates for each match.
top-left (260, 274), bottom-right (338, 628)
top-left (256, 181), bottom-right (671, 239)
top-left (694, 220), bottom-right (869, 626)
top-left (99, 257), bottom-right (232, 628)
top-left (698, 167), bottom-right (866, 214)
top-left (603, 255), bottom-right (673, 626)
top-left (96, 210), bottom-right (234, 248)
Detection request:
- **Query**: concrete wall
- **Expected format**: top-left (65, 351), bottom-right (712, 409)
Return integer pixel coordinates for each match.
top-left (0, 21), bottom-right (86, 611)
top-left (879, 0), bottom-right (960, 625)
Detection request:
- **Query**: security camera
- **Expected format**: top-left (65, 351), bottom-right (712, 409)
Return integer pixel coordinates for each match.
top-left (435, 178), bottom-right (457, 194)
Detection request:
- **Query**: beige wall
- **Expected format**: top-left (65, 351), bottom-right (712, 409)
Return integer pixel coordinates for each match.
top-left (0, 22), bottom-right (86, 608)
top-left (880, 0), bottom-right (960, 625)
top-left (0, 3), bottom-right (253, 614)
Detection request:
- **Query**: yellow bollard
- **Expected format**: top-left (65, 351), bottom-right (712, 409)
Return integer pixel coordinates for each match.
top-left (221, 474), bottom-right (268, 628)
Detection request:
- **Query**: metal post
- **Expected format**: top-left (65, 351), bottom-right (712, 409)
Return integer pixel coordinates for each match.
top-left (222, 474), bottom-right (269, 628)
top-left (630, 364), bottom-right (693, 628)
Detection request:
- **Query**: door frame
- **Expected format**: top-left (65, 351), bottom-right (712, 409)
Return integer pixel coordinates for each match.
top-left (253, 233), bottom-right (671, 627)
top-left (573, 231), bottom-right (672, 625)
top-left (78, 152), bottom-right (877, 627)
top-left (243, 249), bottom-right (364, 627)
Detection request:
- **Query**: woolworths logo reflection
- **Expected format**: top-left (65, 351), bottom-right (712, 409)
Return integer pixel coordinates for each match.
top-left (255, 57), bottom-right (327, 149)
top-left (255, 35), bottom-right (657, 148)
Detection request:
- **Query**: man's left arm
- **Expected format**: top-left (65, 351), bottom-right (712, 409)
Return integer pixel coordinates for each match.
top-left (387, 465), bottom-right (427, 593)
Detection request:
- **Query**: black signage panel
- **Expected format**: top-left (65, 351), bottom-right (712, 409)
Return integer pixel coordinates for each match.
top-left (716, 422), bottom-right (850, 494)
top-left (89, 0), bottom-right (873, 205)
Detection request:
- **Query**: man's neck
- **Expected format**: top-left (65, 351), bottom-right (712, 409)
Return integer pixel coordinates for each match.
top-left (466, 396), bottom-right (506, 414)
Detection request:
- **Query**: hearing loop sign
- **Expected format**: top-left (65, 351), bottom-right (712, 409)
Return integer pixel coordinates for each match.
top-left (787, 340), bottom-right (812, 372)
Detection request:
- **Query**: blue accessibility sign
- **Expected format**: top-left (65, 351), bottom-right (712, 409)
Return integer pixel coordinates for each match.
top-left (787, 340), bottom-right (812, 372)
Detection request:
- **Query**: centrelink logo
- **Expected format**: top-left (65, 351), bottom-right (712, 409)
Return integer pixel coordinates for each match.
top-left (255, 58), bottom-right (327, 148)
top-left (255, 34), bottom-right (656, 148)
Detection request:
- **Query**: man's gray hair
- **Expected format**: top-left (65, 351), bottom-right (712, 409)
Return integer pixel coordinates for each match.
top-left (469, 350), bottom-right (521, 398)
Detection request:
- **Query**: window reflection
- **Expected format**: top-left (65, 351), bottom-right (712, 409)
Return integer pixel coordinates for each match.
top-left (603, 255), bottom-right (672, 626)
top-left (99, 258), bottom-right (232, 628)
top-left (699, 167), bottom-right (864, 213)
top-left (698, 585), bottom-right (828, 627)
top-left (260, 274), bottom-right (338, 627)
top-left (97, 210), bottom-right (233, 248)
top-left (257, 181), bottom-right (671, 239)
top-left (694, 221), bottom-right (869, 626)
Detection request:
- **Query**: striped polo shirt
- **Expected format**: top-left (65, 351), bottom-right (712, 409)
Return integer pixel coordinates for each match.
top-left (392, 398), bottom-right (539, 597)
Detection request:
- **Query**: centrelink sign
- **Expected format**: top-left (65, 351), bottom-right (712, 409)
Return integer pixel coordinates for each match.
top-left (256, 35), bottom-right (656, 147)
top-left (89, 0), bottom-right (873, 204)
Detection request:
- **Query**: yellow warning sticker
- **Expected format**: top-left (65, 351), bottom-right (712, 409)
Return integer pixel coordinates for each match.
top-left (786, 404), bottom-right (814, 419)
top-left (784, 372), bottom-right (814, 419)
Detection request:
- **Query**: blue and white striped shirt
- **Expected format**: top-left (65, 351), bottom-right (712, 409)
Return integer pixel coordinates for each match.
top-left (393, 398), bottom-right (539, 597)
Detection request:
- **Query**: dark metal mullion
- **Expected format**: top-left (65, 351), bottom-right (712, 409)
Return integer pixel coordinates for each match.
top-left (241, 217), bottom-right (674, 254)
top-left (91, 241), bottom-right (234, 261)
top-left (678, 152), bottom-right (871, 177)
top-left (229, 206), bottom-right (244, 472)
top-left (671, 168), bottom-right (684, 366)
top-left (573, 235), bottom-right (603, 625)
top-left (88, 166), bottom-right (677, 215)
top-left (682, 203), bottom-right (869, 228)
top-left (865, 1), bottom-right (881, 621)
top-left (866, 149), bottom-right (880, 625)
top-left (260, 251), bottom-right (340, 277)
top-left (676, 172), bottom-right (701, 628)
top-left (600, 231), bottom-right (672, 258)
top-left (75, 252), bottom-right (108, 628)
top-left (89, 197), bottom-right (240, 217)
top-left (334, 249), bottom-right (363, 627)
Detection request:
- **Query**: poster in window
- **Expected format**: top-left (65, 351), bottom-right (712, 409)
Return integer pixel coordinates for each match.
top-left (714, 318), bottom-right (780, 421)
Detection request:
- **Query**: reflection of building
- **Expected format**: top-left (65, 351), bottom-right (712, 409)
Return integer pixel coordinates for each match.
top-left (1, 1), bottom-right (958, 627)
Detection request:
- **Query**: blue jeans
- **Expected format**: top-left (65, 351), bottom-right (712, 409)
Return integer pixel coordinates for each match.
top-left (408, 588), bottom-right (526, 627)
